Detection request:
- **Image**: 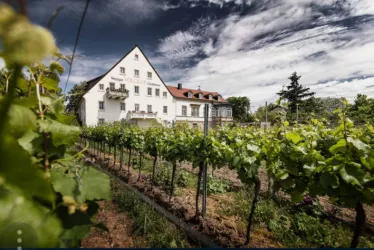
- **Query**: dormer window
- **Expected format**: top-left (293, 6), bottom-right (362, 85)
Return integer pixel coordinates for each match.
top-left (188, 92), bottom-right (192, 98)
top-left (217, 95), bottom-right (222, 101)
top-left (198, 93), bottom-right (203, 99)
top-left (134, 54), bottom-right (139, 60)
top-left (208, 94), bottom-right (213, 100)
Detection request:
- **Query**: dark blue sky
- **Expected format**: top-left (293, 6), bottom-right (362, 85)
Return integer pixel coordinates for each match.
top-left (4, 0), bottom-right (374, 107)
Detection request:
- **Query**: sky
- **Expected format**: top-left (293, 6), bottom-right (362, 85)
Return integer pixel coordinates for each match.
top-left (3, 0), bottom-right (374, 108)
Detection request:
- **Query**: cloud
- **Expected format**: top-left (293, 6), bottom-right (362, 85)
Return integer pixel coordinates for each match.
top-left (29, 0), bottom-right (165, 25)
top-left (153, 0), bottom-right (374, 108)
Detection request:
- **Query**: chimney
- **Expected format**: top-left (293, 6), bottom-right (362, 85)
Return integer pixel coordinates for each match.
top-left (177, 83), bottom-right (182, 90)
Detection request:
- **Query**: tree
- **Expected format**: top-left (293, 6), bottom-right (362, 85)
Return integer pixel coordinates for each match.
top-left (226, 96), bottom-right (252, 122)
top-left (348, 94), bottom-right (374, 124)
top-left (65, 81), bottom-right (87, 124)
top-left (277, 72), bottom-right (315, 113)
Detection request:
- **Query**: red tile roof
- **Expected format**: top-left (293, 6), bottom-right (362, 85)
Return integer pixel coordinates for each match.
top-left (166, 86), bottom-right (227, 103)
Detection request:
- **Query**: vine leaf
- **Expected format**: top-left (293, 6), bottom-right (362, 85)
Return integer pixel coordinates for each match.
top-left (286, 132), bottom-right (301, 144)
top-left (38, 119), bottom-right (80, 147)
top-left (0, 186), bottom-right (62, 248)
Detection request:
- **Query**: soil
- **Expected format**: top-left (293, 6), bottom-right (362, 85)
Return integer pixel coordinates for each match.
top-left (81, 200), bottom-right (146, 248)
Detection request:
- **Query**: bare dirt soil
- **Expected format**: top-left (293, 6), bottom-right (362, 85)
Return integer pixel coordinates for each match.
top-left (81, 200), bottom-right (146, 248)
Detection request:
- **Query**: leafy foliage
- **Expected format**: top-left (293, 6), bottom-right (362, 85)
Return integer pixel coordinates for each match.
top-left (0, 4), bottom-right (110, 248)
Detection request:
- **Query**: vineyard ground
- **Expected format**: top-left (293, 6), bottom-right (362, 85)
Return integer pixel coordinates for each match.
top-left (79, 143), bottom-right (374, 248)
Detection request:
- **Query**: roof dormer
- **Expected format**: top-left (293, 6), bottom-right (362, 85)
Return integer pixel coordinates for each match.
top-left (185, 91), bottom-right (193, 98)
top-left (215, 94), bottom-right (222, 101)
top-left (195, 92), bottom-right (203, 99)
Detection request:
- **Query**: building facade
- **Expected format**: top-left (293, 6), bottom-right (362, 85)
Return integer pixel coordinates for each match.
top-left (78, 45), bottom-right (232, 128)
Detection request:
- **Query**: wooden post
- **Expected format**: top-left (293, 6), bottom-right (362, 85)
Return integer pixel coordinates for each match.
top-left (202, 104), bottom-right (209, 217)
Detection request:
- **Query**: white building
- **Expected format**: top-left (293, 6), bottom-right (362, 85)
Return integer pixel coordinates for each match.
top-left (78, 45), bottom-right (232, 129)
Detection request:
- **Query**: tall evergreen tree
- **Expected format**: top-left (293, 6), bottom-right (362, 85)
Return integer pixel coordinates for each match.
top-left (277, 72), bottom-right (315, 113)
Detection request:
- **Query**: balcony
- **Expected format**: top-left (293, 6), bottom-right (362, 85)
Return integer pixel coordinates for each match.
top-left (106, 87), bottom-right (129, 100)
top-left (127, 111), bottom-right (158, 120)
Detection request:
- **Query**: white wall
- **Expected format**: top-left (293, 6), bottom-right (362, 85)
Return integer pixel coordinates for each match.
top-left (82, 47), bottom-right (175, 126)
top-left (175, 99), bottom-right (214, 122)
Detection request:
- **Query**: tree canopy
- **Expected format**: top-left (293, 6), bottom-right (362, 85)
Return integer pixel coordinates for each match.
top-left (277, 72), bottom-right (315, 113)
top-left (226, 96), bottom-right (252, 122)
top-left (65, 81), bottom-right (87, 124)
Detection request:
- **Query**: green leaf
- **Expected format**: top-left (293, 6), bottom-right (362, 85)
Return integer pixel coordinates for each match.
top-left (320, 172), bottom-right (339, 189)
top-left (339, 166), bottom-right (361, 186)
top-left (38, 119), bottom-right (80, 147)
top-left (17, 130), bottom-right (40, 154)
top-left (7, 104), bottom-right (37, 138)
top-left (51, 165), bottom-right (111, 202)
top-left (286, 132), bottom-right (301, 144)
top-left (329, 139), bottom-right (347, 154)
top-left (0, 185), bottom-right (62, 248)
top-left (0, 136), bottom-right (55, 202)
top-left (246, 144), bottom-right (261, 154)
top-left (41, 76), bottom-right (58, 91)
top-left (59, 225), bottom-right (91, 248)
top-left (347, 137), bottom-right (369, 152)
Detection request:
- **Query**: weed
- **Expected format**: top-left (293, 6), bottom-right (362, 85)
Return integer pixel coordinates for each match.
top-left (112, 180), bottom-right (191, 248)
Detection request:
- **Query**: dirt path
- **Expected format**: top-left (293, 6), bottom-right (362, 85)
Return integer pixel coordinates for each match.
top-left (81, 200), bottom-right (146, 248)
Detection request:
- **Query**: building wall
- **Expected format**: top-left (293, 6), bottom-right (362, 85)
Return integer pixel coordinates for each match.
top-left (82, 47), bottom-right (175, 126)
top-left (174, 99), bottom-right (214, 122)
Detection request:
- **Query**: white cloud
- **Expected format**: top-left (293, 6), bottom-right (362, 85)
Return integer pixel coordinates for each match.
top-left (155, 0), bottom-right (374, 108)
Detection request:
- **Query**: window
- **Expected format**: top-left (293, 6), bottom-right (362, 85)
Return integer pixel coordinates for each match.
top-left (163, 91), bottom-right (167, 98)
top-left (147, 72), bottom-right (152, 79)
top-left (134, 54), bottom-right (139, 60)
top-left (227, 108), bottom-right (232, 117)
top-left (188, 92), bottom-right (192, 98)
top-left (134, 69), bottom-right (139, 77)
top-left (155, 88), bottom-right (160, 97)
top-left (192, 123), bottom-right (198, 129)
top-left (147, 105), bottom-right (152, 113)
top-left (99, 101), bottom-right (104, 110)
top-left (191, 106), bottom-right (199, 117)
top-left (147, 87), bottom-right (152, 96)
top-left (211, 108), bottom-right (216, 117)
top-left (208, 94), bottom-right (213, 100)
top-left (217, 96), bottom-right (221, 101)
top-left (182, 105), bottom-right (187, 116)
top-left (120, 103), bottom-right (126, 111)
top-left (120, 84), bottom-right (125, 91)
top-left (98, 118), bottom-right (105, 124)
top-left (163, 106), bottom-right (168, 114)
top-left (134, 86), bottom-right (139, 95)
top-left (198, 93), bottom-right (203, 99)
top-left (135, 104), bottom-right (140, 112)
top-left (99, 84), bottom-right (104, 90)
top-left (109, 82), bottom-right (115, 90)
top-left (120, 67), bottom-right (125, 74)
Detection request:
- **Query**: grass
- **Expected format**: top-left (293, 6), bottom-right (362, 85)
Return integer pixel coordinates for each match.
top-left (111, 179), bottom-right (193, 248)
top-left (218, 188), bottom-right (374, 248)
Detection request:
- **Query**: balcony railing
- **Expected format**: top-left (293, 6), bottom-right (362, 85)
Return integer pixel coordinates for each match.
top-left (106, 87), bottom-right (129, 100)
top-left (211, 109), bottom-right (233, 119)
top-left (127, 111), bottom-right (158, 120)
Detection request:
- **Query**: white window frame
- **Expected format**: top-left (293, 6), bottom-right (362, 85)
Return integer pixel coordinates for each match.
top-left (191, 106), bottom-right (199, 117)
top-left (99, 101), bottom-right (104, 111)
top-left (134, 69), bottom-right (139, 77)
top-left (163, 106), bottom-right (168, 114)
top-left (134, 86), bottom-right (139, 95)
top-left (182, 105), bottom-right (187, 116)
top-left (209, 94), bottom-right (213, 100)
top-left (217, 95), bottom-right (221, 101)
top-left (99, 84), bottom-right (104, 91)
top-left (227, 108), bottom-right (232, 117)
top-left (163, 91), bottom-right (167, 98)
top-left (188, 92), bottom-right (192, 98)
top-left (147, 72), bottom-right (152, 79)
top-left (134, 54), bottom-right (139, 60)
top-left (120, 103), bottom-right (126, 111)
top-left (120, 67), bottom-right (125, 74)
top-left (109, 82), bottom-right (115, 90)
top-left (155, 88), bottom-right (160, 97)
top-left (147, 105), bottom-right (152, 113)
top-left (98, 118), bottom-right (105, 124)
top-left (135, 104), bottom-right (140, 112)
top-left (199, 93), bottom-right (203, 99)
top-left (120, 84), bottom-right (125, 92)
top-left (147, 87), bottom-right (152, 96)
